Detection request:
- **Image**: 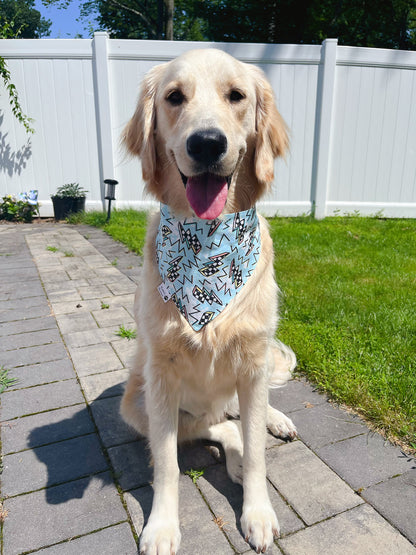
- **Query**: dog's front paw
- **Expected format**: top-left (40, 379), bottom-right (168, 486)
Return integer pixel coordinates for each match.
top-left (267, 408), bottom-right (297, 441)
top-left (241, 504), bottom-right (279, 553)
top-left (140, 517), bottom-right (181, 555)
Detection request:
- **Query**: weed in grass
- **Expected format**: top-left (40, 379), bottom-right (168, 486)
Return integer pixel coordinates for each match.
top-left (185, 468), bottom-right (205, 484)
top-left (115, 325), bottom-right (137, 340)
top-left (0, 366), bottom-right (18, 393)
top-left (46, 246), bottom-right (58, 252)
top-left (0, 501), bottom-right (8, 522)
top-left (213, 516), bottom-right (228, 530)
top-left (100, 301), bottom-right (110, 309)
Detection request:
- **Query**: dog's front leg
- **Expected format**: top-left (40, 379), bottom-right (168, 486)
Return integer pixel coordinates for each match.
top-left (140, 367), bottom-right (181, 555)
top-left (238, 370), bottom-right (279, 553)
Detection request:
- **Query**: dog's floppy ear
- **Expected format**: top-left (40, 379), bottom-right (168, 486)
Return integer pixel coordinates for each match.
top-left (252, 67), bottom-right (288, 189)
top-left (122, 63), bottom-right (167, 190)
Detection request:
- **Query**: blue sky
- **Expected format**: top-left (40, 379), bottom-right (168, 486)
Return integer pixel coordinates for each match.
top-left (34, 0), bottom-right (98, 38)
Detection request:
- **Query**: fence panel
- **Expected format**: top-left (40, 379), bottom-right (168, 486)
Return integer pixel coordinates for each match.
top-left (327, 46), bottom-right (416, 216)
top-left (1, 37), bottom-right (416, 217)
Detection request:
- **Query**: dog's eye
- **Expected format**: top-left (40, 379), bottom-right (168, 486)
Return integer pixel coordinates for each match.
top-left (166, 90), bottom-right (185, 106)
top-left (229, 89), bottom-right (245, 103)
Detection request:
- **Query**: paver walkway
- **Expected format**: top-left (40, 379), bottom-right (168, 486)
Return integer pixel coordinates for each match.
top-left (1, 222), bottom-right (415, 555)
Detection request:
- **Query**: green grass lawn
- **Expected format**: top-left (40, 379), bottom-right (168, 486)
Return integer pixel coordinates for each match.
top-left (71, 210), bottom-right (416, 451)
top-left (270, 217), bottom-right (416, 451)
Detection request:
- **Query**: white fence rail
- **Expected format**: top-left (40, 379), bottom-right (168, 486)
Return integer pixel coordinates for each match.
top-left (1, 35), bottom-right (416, 217)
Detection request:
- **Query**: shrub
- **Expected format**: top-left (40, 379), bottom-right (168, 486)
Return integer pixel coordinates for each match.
top-left (0, 194), bottom-right (39, 222)
top-left (51, 183), bottom-right (88, 199)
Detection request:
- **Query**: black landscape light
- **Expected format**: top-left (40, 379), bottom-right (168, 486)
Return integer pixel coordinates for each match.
top-left (104, 179), bottom-right (118, 222)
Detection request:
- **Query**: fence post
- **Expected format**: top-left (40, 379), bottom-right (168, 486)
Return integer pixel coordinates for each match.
top-left (312, 38), bottom-right (338, 219)
top-left (92, 32), bottom-right (115, 208)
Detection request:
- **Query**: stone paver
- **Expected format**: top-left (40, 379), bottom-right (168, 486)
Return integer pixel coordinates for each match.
top-left (34, 523), bottom-right (139, 554)
top-left (91, 305), bottom-right (135, 328)
top-left (2, 434), bottom-right (108, 496)
top-left (0, 302), bottom-right (51, 323)
top-left (1, 342), bottom-right (68, 368)
top-left (1, 224), bottom-right (415, 555)
top-left (111, 337), bottom-right (137, 366)
top-left (278, 503), bottom-right (415, 555)
top-left (289, 401), bottom-right (369, 449)
top-left (1, 379), bottom-right (84, 420)
top-left (68, 342), bottom-right (124, 376)
top-left (55, 311), bottom-right (99, 334)
top-left (89, 394), bottom-right (139, 447)
top-left (266, 441), bottom-right (363, 525)
top-left (126, 475), bottom-right (236, 554)
top-left (3, 473), bottom-right (126, 555)
top-left (107, 441), bottom-right (152, 490)
top-left (0, 315), bottom-right (57, 336)
top-left (269, 376), bottom-right (328, 413)
top-left (63, 325), bottom-right (123, 348)
top-left (316, 432), bottom-right (414, 489)
top-left (2, 404), bottom-right (95, 454)
top-left (361, 469), bottom-right (416, 544)
top-left (8, 358), bottom-right (75, 389)
top-left (198, 464), bottom-right (304, 552)
top-left (0, 328), bottom-right (61, 351)
top-left (80, 367), bottom-right (130, 401)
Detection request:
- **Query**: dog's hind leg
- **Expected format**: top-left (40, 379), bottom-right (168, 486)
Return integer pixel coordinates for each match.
top-left (226, 392), bottom-right (297, 441)
top-left (267, 405), bottom-right (297, 440)
top-left (178, 414), bottom-right (244, 485)
top-left (266, 339), bottom-right (297, 439)
top-left (268, 338), bottom-right (297, 387)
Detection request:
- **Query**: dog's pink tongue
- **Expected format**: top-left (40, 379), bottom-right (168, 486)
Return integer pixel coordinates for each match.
top-left (186, 174), bottom-right (228, 220)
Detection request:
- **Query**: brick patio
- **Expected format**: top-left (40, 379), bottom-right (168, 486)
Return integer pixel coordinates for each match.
top-left (1, 222), bottom-right (415, 554)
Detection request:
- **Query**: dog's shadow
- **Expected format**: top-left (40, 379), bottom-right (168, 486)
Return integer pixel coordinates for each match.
top-left (28, 384), bottom-right (244, 538)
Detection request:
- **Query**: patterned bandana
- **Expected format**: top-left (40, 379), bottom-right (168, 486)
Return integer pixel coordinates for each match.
top-left (156, 203), bottom-right (261, 331)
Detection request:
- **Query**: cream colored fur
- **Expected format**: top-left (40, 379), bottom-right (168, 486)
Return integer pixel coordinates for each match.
top-left (120, 48), bottom-right (297, 555)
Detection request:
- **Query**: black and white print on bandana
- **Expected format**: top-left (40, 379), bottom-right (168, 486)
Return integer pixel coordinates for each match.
top-left (156, 203), bottom-right (261, 331)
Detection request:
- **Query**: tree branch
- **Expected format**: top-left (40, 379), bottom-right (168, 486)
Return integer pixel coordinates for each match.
top-left (107, 0), bottom-right (157, 36)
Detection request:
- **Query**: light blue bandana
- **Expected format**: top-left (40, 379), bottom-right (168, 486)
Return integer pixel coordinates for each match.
top-left (156, 203), bottom-right (261, 331)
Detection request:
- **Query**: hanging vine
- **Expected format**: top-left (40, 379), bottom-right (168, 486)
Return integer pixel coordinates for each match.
top-left (1, 20), bottom-right (35, 134)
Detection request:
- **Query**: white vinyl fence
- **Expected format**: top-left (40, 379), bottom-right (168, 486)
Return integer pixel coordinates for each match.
top-left (1, 35), bottom-right (416, 217)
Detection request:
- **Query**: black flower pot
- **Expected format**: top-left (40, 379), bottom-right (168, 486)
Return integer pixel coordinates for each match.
top-left (52, 197), bottom-right (86, 220)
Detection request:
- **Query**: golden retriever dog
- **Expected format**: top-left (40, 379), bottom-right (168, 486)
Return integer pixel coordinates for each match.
top-left (121, 48), bottom-right (297, 555)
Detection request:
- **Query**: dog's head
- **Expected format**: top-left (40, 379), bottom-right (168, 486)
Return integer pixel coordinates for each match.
top-left (123, 48), bottom-right (288, 218)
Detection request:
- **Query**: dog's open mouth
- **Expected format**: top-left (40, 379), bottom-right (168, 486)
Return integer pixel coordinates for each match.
top-left (180, 172), bottom-right (231, 220)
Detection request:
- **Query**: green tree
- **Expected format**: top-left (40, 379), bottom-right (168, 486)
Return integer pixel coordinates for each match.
top-left (42, 0), bottom-right (416, 49)
top-left (0, 1), bottom-right (49, 133)
top-left (195, 0), bottom-right (416, 50)
top-left (0, 0), bottom-right (51, 38)
top-left (43, 0), bottom-right (194, 40)
top-left (43, 0), bottom-right (208, 40)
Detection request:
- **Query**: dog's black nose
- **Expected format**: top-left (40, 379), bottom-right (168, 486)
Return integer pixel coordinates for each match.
top-left (186, 129), bottom-right (227, 166)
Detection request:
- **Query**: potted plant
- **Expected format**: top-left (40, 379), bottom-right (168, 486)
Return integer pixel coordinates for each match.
top-left (51, 183), bottom-right (88, 220)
